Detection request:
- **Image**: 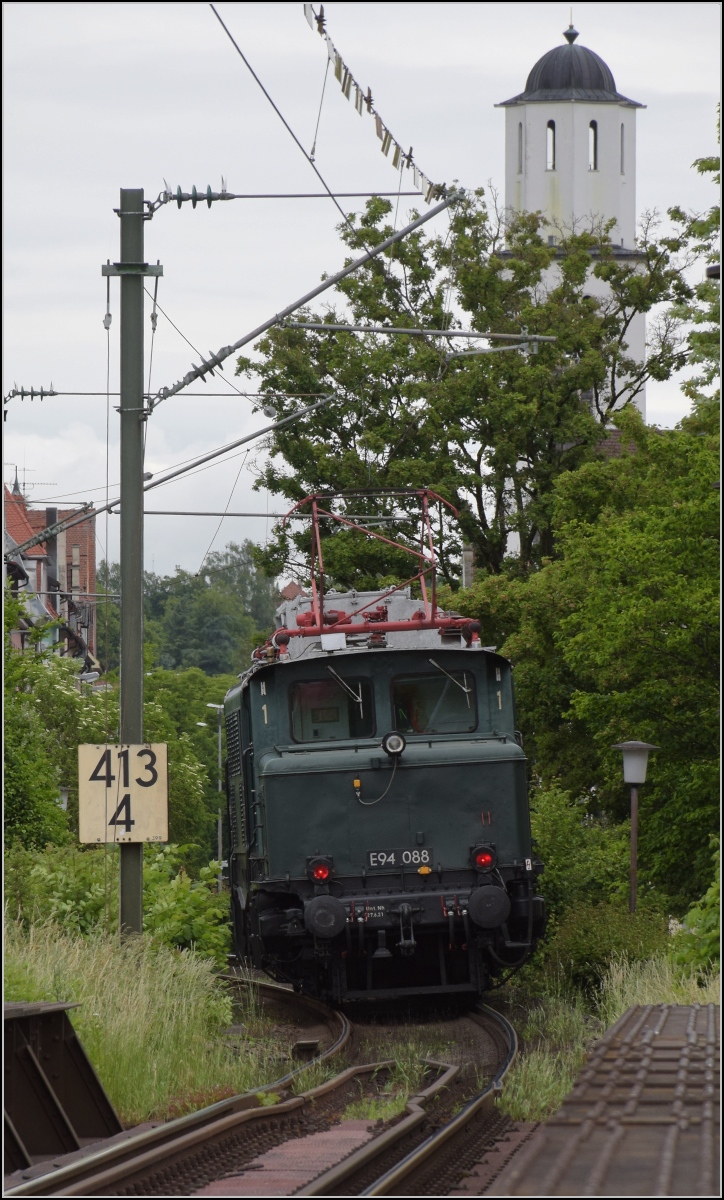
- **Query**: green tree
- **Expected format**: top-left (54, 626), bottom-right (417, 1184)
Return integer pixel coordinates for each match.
top-left (239, 194), bottom-right (692, 585)
top-left (674, 840), bottom-right (720, 971)
top-left (205, 541), bottom-right (278, 629)
top-left (4, 603), bottom-right (214, 864)
top-left (453, 408), bottom-right (719, 905)
top-left (147, 570), bottom-right (258, 675)
top-left (4, 592), bottom-right (69, 848)
top-left (669, 124), bottom-right (720, 418)
top-left (143, 667), bottom-right (238, 862)
top-left (144, 539), bottom-right (275, 676)
top-left (96, 560), bottom-right (121, 675)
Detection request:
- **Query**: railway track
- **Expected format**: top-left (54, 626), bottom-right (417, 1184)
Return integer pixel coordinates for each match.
top-left (297, 1004), bottom-right (518, 1197)
top-left (5, 984), bottom-right (518, 1198)
top-left (3, 980), bottom-right (350, 1198)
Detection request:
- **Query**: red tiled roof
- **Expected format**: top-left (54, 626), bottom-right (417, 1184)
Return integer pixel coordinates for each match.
top-left (27, 510), bottom-right (50, 534)
top-left (4, 487), bottom-right (46, 556)
top-left (280, 582), bottom-right (306, 601)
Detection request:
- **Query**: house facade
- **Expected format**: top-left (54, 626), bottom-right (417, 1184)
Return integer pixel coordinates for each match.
top-left (4, 477), bottom-right (99, 666)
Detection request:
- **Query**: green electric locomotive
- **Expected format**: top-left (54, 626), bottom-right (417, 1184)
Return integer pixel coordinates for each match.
top-left (224, 492), bottom-right (545, 1001)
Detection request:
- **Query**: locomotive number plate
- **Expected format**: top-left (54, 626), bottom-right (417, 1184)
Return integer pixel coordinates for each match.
top-left (367, 848), bottom-right (433, 868)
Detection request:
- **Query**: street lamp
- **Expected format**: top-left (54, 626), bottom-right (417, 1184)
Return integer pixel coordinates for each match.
top-left (207, 703), bottom-right (224, 893)
top-left (612, 741), bottom-right (659, 913)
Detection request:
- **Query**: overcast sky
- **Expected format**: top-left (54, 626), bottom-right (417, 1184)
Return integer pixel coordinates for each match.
top-left (3, 2), bottom-right (720, 576)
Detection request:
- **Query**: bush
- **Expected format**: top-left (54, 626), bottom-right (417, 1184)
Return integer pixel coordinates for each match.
top-left (673, 840), bottom-right (720, 971)
top-left (541, 901), bottom-right (670, 993)
top-left (144, 847), bottom-right (231, 965)
top-left (4, 594), bottom-right (69, 848)
top-left (3, 843), bottom-right (230, 964)
top-left (530, 784), bottom-right (631, 916)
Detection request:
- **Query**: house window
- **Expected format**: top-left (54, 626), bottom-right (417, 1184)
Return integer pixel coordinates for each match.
top-left (517, 122), bottom-right (523, 174)
top-left (588, 121), bottom-right (598, 170)
top-left (620, 123), bottom-right (625, 174)
top-left (546, 120), bottom-right (556, 170)
top-left (71, 544), bottom-right (81, 594)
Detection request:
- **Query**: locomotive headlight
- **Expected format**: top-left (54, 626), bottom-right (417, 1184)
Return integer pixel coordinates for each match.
top-left (472, 845), bottom-right (497, 870)
top-left (307, 856), bottom-right (334, 882)
top-left (382, 731), bottom-right (406, 757)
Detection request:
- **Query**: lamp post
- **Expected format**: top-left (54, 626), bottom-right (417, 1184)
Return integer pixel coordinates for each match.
top-left (207, 703), bottom-right (224, 892)
top-left (612, 741), bottom-right (659, 913)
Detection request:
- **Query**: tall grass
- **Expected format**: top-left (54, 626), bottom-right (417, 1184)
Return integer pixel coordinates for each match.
top-left (498, 977), bottom-right (594, 1121)
top-left (598, 953), bottom-right (720, 1025)
top-left (500, 1048), bottom-right (585, 1121)
top-left (499, 953), bottom-right (721, 1123)
top-left (4, 920), bottom-right (290, 1125)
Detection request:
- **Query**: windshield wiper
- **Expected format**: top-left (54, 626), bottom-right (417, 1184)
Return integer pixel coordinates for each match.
top-left (326, 665), bottom-right (364, 717)
top-left (428, 659), bottom-right (472, 709)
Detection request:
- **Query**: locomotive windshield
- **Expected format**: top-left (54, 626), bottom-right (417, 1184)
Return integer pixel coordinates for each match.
top-left (290, 676), bottom-right (375, 742)
top-left (392, 671), bottom-right (477, 734)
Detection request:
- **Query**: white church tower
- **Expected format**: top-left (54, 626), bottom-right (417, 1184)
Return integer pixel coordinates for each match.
top-left (497, 25), bottom-right (647, 417)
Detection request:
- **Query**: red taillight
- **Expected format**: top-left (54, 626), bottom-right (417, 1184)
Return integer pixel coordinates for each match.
top-left (475, 851), bottom-right (493, 868)
top-left (312, 863), bottom-right (330, 881)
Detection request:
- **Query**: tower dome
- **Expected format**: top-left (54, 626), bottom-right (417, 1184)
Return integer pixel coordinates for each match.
top-left (499, 25), bottom-right (643, 107)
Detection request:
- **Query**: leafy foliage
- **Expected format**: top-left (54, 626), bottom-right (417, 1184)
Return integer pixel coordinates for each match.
top-left (144, 847), bottom-right (230, 964)
top-left (669, 132), bottom-right (720, 412)
top-left (452, 408), bottom-right (719, 905)
top-left (238, 194), bottom-right (693, 584)
top-left (4, 842), bottom-right (230, 963)
top-left (673, 841), bottom-right (720, 971)
top-left (543, 902), bottom-right (670, 993)
top-left (98, 541), bottom-right (278, 677)
top-left (4, 610), bottom-right (215, 864)
top-left (4, 592), bottom-right (69, 848)
top-left (530, 784), bottom-right (631, 917)
top-left (143, 667), bottom-right (238, 862)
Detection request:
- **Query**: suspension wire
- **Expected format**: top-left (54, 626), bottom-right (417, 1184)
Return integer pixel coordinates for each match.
top-left (196, 449), bottom-right (250, 577)
top-left (147, 274), bottom-right (159, 398)
top-left (210, 3), bottom-right (355, 234)
top-left (309, 56), bottom-right (330, 162)
top-left (434, 211), bottom-right (458, 381)
top-left (393, 156), bottom-right (405, 232)
top-left (142, 289), bottom-right (249, 399)
top-left (103, 285), bottom-right (112, 931)
top-left (208, 2), bottom-right (431, 336)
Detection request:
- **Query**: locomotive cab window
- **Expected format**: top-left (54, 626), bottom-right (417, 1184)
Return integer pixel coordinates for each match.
top-left (392, 670), bottom-right (477, 735)
top-left (290, 676), bottom-right (374, 742)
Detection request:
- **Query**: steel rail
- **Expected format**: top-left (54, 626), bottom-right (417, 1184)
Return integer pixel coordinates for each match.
top-left (297, 1003), bottom-right (517, 1197)
top-left (48, 1062), bottom-right (391, 1198)
top-left (4, 979), bottom-right (350, 1198)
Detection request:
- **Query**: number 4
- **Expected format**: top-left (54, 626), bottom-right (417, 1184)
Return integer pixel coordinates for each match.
top-left (109, 794), bottom-right (135, 834)
top-left (89, 749), bottom-right (115, 788)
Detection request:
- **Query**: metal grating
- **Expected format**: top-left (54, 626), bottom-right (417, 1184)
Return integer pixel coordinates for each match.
top-left (225, 711), bottom-right (242, 778)
top-left (227, 787), bottom-right (238, 855)
top-left (488, 1004), bottom-right (720, 1197)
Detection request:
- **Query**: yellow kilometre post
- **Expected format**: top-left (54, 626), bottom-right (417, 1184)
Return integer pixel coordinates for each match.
top-left (78, 744), bottom-right (168, 845)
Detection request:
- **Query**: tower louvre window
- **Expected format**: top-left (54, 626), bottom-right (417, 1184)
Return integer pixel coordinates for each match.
top-left (620, 123), bottom-right (625, 174)
top-left (517, 122), bottom-right (523, 174)
top-left (546, 120), bottom-right (556, 170)
top-left (588, 121), bottom-right (598, 171)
